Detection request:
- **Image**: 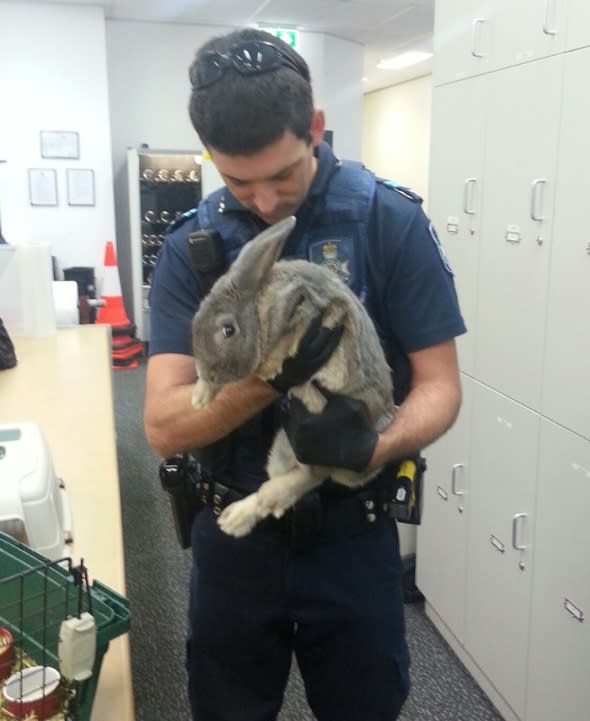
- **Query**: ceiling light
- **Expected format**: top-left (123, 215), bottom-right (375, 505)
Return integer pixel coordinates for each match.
top-left (377, 51), bottom-right (432, 71)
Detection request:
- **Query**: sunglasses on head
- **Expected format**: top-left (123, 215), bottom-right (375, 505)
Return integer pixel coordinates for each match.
top-left (190, 40), bottom-right (308, 90)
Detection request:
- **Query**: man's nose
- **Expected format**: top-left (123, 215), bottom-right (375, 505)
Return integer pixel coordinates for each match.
top-left (252, 184), bottom-right (279, 215)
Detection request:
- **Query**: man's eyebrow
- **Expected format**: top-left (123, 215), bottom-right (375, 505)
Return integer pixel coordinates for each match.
top-left (224, 157), bottom-right (302, 184)
top-left (268, 157), bottom-right (301, 179)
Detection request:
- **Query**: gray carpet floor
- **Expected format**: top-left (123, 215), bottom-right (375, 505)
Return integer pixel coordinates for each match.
top-left (112, 362), bottom-right (503, 721)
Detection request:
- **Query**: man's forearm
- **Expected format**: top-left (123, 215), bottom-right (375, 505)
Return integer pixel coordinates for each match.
top-left (145, 376), bottom-right (277, 458)
top-left (368, 379), bottom-right (462, 470)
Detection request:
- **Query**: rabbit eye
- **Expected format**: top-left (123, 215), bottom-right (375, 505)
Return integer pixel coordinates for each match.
top-left (222, 323), bottom-right (235, 339)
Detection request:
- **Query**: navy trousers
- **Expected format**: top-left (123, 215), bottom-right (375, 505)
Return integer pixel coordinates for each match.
top-left (187, 506), bottom-right (410, 721)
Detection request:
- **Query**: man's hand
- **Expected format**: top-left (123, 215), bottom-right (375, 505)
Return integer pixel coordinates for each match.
top-left (284, 384), bottom-right (379, 472)
top-left (268, 315), bottom-right (344, 394)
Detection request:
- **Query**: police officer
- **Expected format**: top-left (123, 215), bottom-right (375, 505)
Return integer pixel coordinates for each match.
top-left (144, 27), bottom-right (466, 721)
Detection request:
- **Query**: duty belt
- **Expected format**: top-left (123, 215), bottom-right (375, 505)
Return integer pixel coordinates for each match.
top-left (161, 454), bottom-right (425, 551)
top-left (196, 476), bottom-right (396, 552)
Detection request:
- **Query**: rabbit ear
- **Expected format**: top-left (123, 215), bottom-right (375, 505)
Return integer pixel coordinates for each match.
top-left (232, 216), bottom-right (296, 292)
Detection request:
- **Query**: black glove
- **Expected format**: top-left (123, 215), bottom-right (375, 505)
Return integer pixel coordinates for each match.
top-left (268, 315), bottom-right (344, 393)
top-left (284, 384), bottom-right (379, 472)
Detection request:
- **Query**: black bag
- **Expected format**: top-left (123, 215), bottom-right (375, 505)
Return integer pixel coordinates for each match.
top-left (0, 318), bottom-right (17, 370)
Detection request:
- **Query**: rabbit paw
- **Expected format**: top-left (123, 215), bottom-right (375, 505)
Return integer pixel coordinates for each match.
top-left (256, 480), bottom-right (296, 520)
top-left (218, 495), bottom-right (260, 538)
top-left (192, 381), bottom-right (212, 410)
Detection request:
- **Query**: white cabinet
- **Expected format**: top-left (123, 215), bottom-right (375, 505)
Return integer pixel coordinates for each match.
top-left (489, 0), bottom-right (567, 71)
top-left (474, 56), bottom-right (563, 410)
top-left (542, 48), bottom-right (590, 441)
top-left (416, 374), bottom-right (474, 643)
top-left (526, 421), bottom-right (590, 721)
top-left (433, 0), bottom-right (493, 85)
top-left (565, 0), bottom-right (590, 51)
top-left (424, 4), bottom-right (588, 719)
top-left (433, 0), bottom-right (567, 86)
top-left (465, 385), bottom-right (539, 719)
top-left (428, 78), bottom-right (487, 374)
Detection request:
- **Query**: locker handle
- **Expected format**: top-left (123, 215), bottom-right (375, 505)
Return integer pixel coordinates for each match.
top-left (463, 178), bottom-right (477, 215)
top-left (471, 19), bottom-right (488, 58)
top-left (451, 463), bottom-right (465, 496)
top-left (543, 0), bottom-right (559, 36)
top-left (512, 512), bottom-right (528, 551)
top-left (530, 178), bottom-right (547, 221)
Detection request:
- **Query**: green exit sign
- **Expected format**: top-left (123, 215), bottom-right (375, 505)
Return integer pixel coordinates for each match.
top-left (273, 29), bottom-right (298, 48)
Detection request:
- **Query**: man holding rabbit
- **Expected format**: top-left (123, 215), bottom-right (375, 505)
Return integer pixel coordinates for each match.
top-left (144, 26), bottom-right (465, 721)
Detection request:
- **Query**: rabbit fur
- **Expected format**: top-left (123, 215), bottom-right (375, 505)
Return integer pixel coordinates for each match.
top-left (191, 215), bottom-right (395, 537)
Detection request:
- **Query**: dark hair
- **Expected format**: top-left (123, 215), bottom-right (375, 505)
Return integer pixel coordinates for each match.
top-left (188, 28), bottom-right (314, 155)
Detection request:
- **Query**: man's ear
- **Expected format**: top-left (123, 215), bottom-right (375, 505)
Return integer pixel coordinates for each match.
top-left (310, 109), bottom-right (326, 148)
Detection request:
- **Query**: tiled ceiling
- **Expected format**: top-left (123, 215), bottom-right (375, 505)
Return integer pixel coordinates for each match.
top-left (34, 0), bottom-right (435, 92)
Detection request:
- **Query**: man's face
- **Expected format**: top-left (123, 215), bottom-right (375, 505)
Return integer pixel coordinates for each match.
top-left (208, 114), bottom-right (324, 226)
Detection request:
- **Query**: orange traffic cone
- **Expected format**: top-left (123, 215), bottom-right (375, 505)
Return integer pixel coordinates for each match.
top-left (97, 241), bottom-right (144, 369)
top-left (96, 241), bottom-right (134, 331)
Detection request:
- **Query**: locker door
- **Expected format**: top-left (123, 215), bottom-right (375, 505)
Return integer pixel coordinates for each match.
top-left (465, 384), bottom-right (539, 719)
top-left (432, 0), bottom-right (493, 86)
top-left (474, 56), bottom-right (563, 410)
top-left (565, 0), bottom-right (590, 51)
top-left (526, 421), bottom-right (590, 721)
top-left (542, 48), bottom-right (590, 440)
top-left (416, 374), bottom-right (473, 643)
top-left (489, 0), bottom-right (567, 71)
top-left (428, 77), bottom-right (487, 375)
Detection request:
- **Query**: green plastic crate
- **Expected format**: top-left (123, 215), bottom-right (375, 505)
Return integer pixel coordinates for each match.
top-left (0, 531), bottom-right (130, 720)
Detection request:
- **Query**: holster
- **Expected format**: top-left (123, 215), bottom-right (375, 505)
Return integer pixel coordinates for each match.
top-left (159, 453), bottom-right (203, 549)
top-left (387, 455), bottom-right (427, 525)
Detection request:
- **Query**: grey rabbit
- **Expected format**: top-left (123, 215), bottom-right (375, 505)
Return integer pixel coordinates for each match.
top-left (191, 215), bottom-right (395, 537)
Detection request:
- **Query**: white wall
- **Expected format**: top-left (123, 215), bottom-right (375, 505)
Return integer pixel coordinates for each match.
top-left (105, 20), bottom-right (232, 309)
top-left (297, 33), bottom-right (364, 161)
top-left (105, 22), bottom-right (364, 316)
top-left (362, 75), bottom-right (432, 208)
top-left (0, 2), bottom-right (116, 275)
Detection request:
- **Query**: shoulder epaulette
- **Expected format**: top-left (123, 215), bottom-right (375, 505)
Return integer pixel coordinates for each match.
top-left (167, 207), bottom-right (199, 233)
top-left (378, 178), bottom-right (423, 204)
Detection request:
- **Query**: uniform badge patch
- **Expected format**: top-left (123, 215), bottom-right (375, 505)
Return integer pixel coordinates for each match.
top-left (309, 240), bottom-right (352, 285)
top-left (429, 222), bottom-right (454, 276)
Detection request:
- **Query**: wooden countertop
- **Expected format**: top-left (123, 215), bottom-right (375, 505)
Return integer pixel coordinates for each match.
top-left (0, 325), bottom-right (134, 721)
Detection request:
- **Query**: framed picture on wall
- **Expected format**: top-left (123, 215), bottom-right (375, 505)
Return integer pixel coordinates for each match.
top-left (66, 168), bottom-right (95, 207)
top-left (28, 168), bottom-right (58, 207)
top-left (40, 130), bottom-right (80, 160)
